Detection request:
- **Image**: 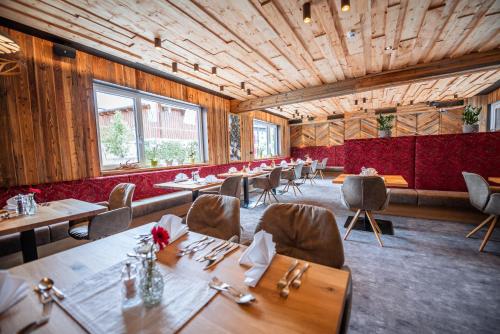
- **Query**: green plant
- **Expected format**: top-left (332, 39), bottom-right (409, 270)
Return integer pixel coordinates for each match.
top-left (462, 105), bottom-right (481, 125)
top-left (158, 141), bottom-right (185, 163)
top-left (185, 141), bottom-right (198, 162)
top-left (102, 111), bottom-right (131, 158)
top-left (377, 114), bottom-right (395, 131)
top-left (144, 142), bottom-right (159, 161)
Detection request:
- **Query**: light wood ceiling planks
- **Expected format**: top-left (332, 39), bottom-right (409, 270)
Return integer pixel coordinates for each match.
top-left (0, 0), bottom-right (499, 118)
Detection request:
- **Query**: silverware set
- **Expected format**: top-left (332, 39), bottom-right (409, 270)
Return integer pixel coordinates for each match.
top-left (209, 277), bottom-right (255, 304)
top-left (277, 261), bottom-right (310, 298)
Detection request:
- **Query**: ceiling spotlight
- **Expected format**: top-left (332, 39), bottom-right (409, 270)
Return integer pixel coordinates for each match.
top-left (247, 89), bottom-right (251, 95)
top-left (410, 100), bottom-right (414, 105)
top-left (220, 85), bottom-right (224, 92)
top-left (341, 0), bottom-right (350, 12)
top-left (363, 97), bottom-right (367, 104)
top-left (354, 99), bottom-right (358, 105)
top-left (384, 46), bottom-right (393, 51)
top-left (303, 2), bottom-right (312, 23)
top-left (154, 37), bottom-right (161, 50)
top-left (193, 64), bottom-right (199, 71)
top-left (454, 93), bottom-right (458, 99)
top-left (240, 82), bottom-right (245, 90)
top-left (211, 67), bottom-right (217, 76)
top-left (172, 62), bottom-right (178, 73)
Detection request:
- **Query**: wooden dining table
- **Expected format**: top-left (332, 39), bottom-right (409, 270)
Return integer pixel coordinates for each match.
top-left (1, 223), bottom-right (350, 333)
top-left (154, 178), bottom-right (224, 201)
top-left (488, 177), bottom-right (500, 185)
top-left (0, 199), bottom-right (106, 263)
top-left (218, 170), bottom-right (270, 208)
top-left (333, 174), bottom-right (409, 188)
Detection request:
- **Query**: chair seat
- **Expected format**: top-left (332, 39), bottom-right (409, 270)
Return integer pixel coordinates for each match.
top-left (68, 224), bottom-right (89, 240)
top-left (253, 177), bottom-right (271, 189)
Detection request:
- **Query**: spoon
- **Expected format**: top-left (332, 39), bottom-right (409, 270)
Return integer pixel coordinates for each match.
top-left (277, 260), bottom-right (298, 289)
top-left (38, 278), bottom-right (65, 300)
top-left (280, 269), bottom-right (301, 299)
top-left (209, 277), bottom-right (255, 304)
top-left (291, 263), bottom-right (310, 288)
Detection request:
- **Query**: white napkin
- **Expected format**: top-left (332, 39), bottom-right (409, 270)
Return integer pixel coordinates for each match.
top-left (205, 175), bottom-right (218, 183)
top-left (260, 163), bottom-right (267, 168)
top-left (297, 159), bottom-right (304, 163)
top-left (0, 271), bottom-right (28, 314)
top-left (360, 167), bottom-right (378, 176)
top-left (175, 173), bottom-right (188, 182)
top-left (228, 167), bottom-right (237, 173)
top-left (158, 214), bottom-right (188, 243)
top-left (253, 167), bottom-right (261, 173)
top-left (238, 230), bottom-right (276, 287)
top-left (5, 197), bottom-right (17, 211)
top-left (280, 160), bottom-right (288, 167)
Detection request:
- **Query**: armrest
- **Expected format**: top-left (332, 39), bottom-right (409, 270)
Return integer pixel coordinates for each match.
top-left (88, 207), bottom-right (131, 240)
top-left (95, 201), bottom-right (110, 209)
top-left (484, 193), bottom-right (500, 214)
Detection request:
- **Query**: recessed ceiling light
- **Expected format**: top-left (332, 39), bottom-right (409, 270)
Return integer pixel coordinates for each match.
top-left (347, 30), bottom-right (356, 39)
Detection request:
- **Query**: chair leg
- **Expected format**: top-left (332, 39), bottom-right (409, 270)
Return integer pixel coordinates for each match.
top-left (291, 182), bottom-right (297, 196)
top-left (294, 181), bottom-right (303, 195)
top-left (479, 216), bottom-right (497, 252)
top-left (319, 170), bottom-right (324, 179)
top-left (270, 189), bottom-right (279, 203)
top-left (466, 215), bottom-right (495, 238)
top-left (366, 211), bottom-right (383, 247)
top-left (344, 209), bottom-right (362, 240)
top-left (254, 190), bottom-right (265, 208)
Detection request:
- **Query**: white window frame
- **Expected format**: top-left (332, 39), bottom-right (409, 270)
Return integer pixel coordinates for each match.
top-left (93, 81), bottom-right (206, 170)
top-left (253, 119), bottom-right (280, 158)
top-left (489, 101), bottom-right (500, 131)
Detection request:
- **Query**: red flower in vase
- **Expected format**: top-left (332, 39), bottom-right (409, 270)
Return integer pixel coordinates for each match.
top-left (151, 225), bottom-right (170, 250)
top-left (28, 188), bottom-right (42, 194)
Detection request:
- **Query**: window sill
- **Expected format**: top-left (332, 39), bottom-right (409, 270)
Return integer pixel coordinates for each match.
top-left (101, 163), bottom-right (209, 176)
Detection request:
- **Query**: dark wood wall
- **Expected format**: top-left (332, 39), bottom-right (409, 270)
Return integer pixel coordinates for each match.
top-left (0, 27), bottom-right (289, 187)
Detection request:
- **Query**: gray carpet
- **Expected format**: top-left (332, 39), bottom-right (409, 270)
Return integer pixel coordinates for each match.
top-left (240, 178), bottom-right (500, 334)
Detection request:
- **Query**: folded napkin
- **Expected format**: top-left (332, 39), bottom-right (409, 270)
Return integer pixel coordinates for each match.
top-left (228, 167), bottom-right (237, 173)
top-left (175, 173), bottom-right (188, 182)
top-left (260, 163), bottom-right (267, 168)
top-left (238, 230), bottom-right (276, 287)
top-left (0, 270), bottom-right (28, 314)
top-left (5, 197), bottom-right (17, 211)
top-left (297, 159), bottom-right (304, 163)
top-left (253, 167), bottom-right (261, 173)
top-left (158, 214), bottom-right (188, 243)
top-left (280, 160), bottom-right (288, 167)
top-left (205, 175), bottom-right (218, 183)
top-left (360, 167), bottom-right (378, 176)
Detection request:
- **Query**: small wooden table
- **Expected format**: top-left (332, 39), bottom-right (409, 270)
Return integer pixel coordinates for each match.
top-left (333, 174), bottom-right (409, 235)
top-left (2, 224), bottom-right (350, 333)
top-left (154, 179), bottom-right (224, 201)
top-left (218, 171), bottom-right (270, 208)
top-left (333, 174), bottom-right (409, 188)
top-left (488, 177), bottom-right (500, 185)
top-left (0, 199), bottom-right (106, 262)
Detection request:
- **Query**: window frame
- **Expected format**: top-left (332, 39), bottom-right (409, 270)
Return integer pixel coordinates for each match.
top-left (93, 81), bottom-right (206, 170)
top-left (253, 119), bottom-right (280, 158)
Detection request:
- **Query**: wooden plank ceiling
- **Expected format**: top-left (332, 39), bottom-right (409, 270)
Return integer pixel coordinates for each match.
top-left (1, 0), bottom-right (499, 118)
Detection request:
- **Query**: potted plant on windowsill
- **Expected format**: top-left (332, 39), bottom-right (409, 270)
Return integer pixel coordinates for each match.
top-left (462, 105), bottom-right (481, 133)
top-left (377, 114), bottom-right (395, 138)
top-left (145, 143), bottom-right (159, 167)
top-left (186, 141), bottom-right (198, 164)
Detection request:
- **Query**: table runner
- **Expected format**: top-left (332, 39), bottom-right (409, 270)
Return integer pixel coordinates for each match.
top-left (58, 261), bottom-right (217, 334)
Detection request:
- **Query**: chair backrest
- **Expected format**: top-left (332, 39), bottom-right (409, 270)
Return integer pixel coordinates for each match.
top-left (108, 183), bottom-right (136, 211)
top-left (462, 172), bottom-right (491, 211)
top-left (342, 176), bottom-right (388, 211)
top-left (220, 175), bottom-right (242, 198)
top-left (294, 163), bottom-right (304, 179)
top-left (310, 160), bottom-right (318, 173)
top-left (255, 203), bottom-right (345, 268)
top-left (186, 194), bottom-right (241, 241)
top-left (321, 158), bottom-right (328, 168)
top-left (88, 207), bottom-right (132, 240)
top-left (269, 167), bottom-right (283, 188)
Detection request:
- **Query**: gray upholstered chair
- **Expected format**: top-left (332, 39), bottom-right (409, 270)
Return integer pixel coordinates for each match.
top-left (281, 163), bottom-right (304, 196)
top-left (341, 176), bottom-right (390, 247)
top-left (301, 160), bottom-right (318, 185)
top-left (255, 203), bottom-right (352, 334)
top-left (463, 172), bottom-right (500, 252)
top-left (253, 167), bottom-right (282, 206)
top-left (315, 158), bottom-right (329, 179)
top-left (69, 183), bottom-right (136, 240)
top-left (199, 175), bottom-right (242, 199)
top-left (186, 194), bottom-right (240, 242)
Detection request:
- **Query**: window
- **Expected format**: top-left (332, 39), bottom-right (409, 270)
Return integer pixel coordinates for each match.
top-left (94, 82), bottom-right (205, 170)
top-left (489, 101), bottom-right (500, 131)
top-left (253, 120), bottom-right (279, 158)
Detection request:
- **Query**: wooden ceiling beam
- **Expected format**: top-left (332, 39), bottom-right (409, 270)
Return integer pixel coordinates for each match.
top-left (233, 49), bottom-right (500, 113)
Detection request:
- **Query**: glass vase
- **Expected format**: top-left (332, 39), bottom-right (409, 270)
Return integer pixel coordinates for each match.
top-left (139, 260), bottom-right (164, 307)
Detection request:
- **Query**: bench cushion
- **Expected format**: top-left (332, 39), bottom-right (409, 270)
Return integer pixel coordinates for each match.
top-left (132, 191), bottom-right (192, 218)
top-left (417, 190), bottom-right (474, 210)
top-left (390, 189), bottom-right (418, 205)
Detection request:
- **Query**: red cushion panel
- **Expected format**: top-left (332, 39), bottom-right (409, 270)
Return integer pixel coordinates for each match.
top-left (128, 168), bottom-right (197, 200)
top-left (334, 145), bottom-right (345, 166)
top-left (344, 137), bottom-right (416, 188)
top-left (415, 132), bottom-right (500, 191)
top-left (291, 146), bottom-right (336, 164)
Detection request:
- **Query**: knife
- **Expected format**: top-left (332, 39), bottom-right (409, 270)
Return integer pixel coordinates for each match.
top-left (203, 244), bottom-right (240, 270)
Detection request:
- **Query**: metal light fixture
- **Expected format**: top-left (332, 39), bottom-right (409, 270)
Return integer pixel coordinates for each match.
top-left (341, 0), bottom-right (350, 12)
top-left (154, 37), bottom-right (161, 50)
top-left (172, 62), bottom-right (178, 72)
top-left (240, 82), bottom-right (245, 90)
top-left (220, 85), bottom-right (224, 92)
top-left (303, 2), bottom-right (312, 23)
top-left (247, 89), bottom-right (251, 95)
top-left (211, 66), bottom-right (217, 76)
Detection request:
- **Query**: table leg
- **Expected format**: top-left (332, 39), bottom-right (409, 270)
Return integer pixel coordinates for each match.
top-left (192, 190), bottom-right (200, 202)
top-left (20, 229), bottom-right (38, 263)
top-left (243, 177), bottom-right (249, 208)
top-left (343, 214), bottom-right (394, 235)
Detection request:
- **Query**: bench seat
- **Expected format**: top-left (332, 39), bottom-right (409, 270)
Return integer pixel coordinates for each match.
top-left (132, 191), bottom-right (192, 218)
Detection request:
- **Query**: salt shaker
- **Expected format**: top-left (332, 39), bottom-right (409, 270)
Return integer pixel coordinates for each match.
top-left (121, 262), bottom-right (141, 309)
top-left (16, 195), bottom-right (25, 215)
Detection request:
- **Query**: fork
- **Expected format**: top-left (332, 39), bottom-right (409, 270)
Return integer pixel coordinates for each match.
top-left (17, 296), bottom-right (53, 334)
top-left (195, 240), bottom-right (228, 261)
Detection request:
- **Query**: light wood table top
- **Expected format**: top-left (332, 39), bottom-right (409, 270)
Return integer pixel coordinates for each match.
top-left (333, 174), bottom-right (409, 188)
top-left (488, 177), bottom-right (500, 185)
top-left (218, 170), bottom-right (269, 178)
top-left (154, 178), bottom-right (224, 191)
top-left (2, 224), bottom-right (349, 334)
top-left (0, 199), bottom-right (106, 236)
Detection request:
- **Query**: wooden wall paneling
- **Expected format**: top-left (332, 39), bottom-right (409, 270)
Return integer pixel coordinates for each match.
top-left (417, 112), bottom-right (440, 135)
top-left (396, 114), bottom-right (418, 136)
top-left (329, 120), bottom-right (344, 145)
top-left (360, 118), bottom-right (377, 139)
top-left (290, 125), bottom-right (303, 147)
top-left (440, 109), bottom-right (463, 134)
top-left (315, 123), bottom-right (330, 146)
top-left (240, 113), bottom-right (253, 162)
top-left (302, 124), bottom-right (316, 147)
top-left (345, 119), bottom-right (361, 140)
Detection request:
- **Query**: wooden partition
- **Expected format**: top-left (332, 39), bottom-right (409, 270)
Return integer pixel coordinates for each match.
top-left (0, 27), bottom-right (289, 187)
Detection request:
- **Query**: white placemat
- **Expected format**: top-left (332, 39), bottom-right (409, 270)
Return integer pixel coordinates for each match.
top-left (58, 261), bottom-right (217, 334)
